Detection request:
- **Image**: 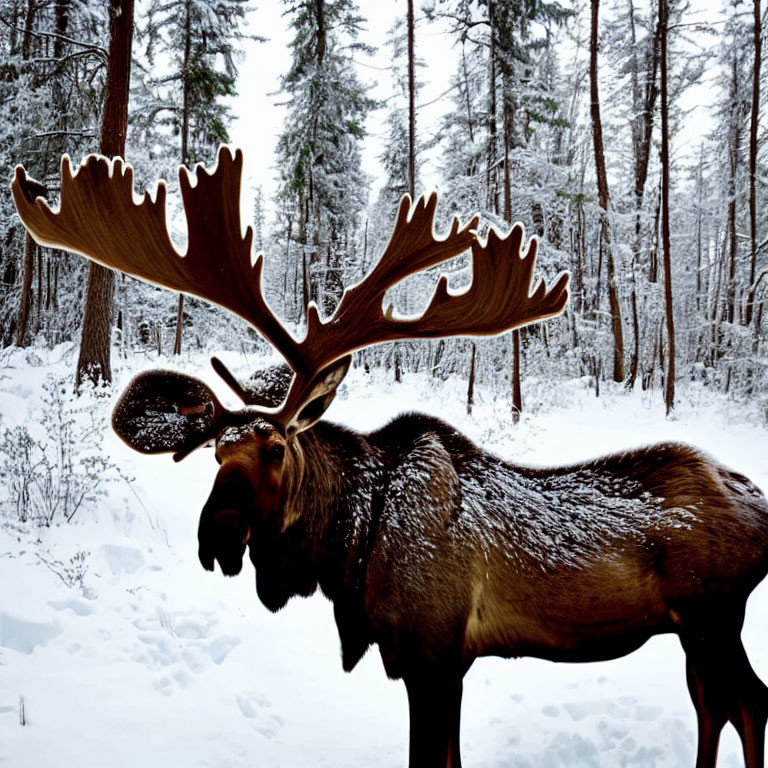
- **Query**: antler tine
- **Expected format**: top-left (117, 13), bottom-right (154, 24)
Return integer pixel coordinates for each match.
top-left (275, 220), bottom-right (568, 426)
top-left (301, 193), bottom-right (479, 367)
top-left (414, 224), bottom-right (570, 336)
top-left (12, 147), bottom-right (303, 372)
top-left (355, 193), bottom-right (479, 293)
top-left (268, 193), bottom-right (479, 427)
top-left (293, 206), bottom-right (567, 375)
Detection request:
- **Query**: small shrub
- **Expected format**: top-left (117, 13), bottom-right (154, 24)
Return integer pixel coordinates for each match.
top-left (36, 550), bottom-right (90, 594)
top-left (0, 376), bottom-right (125, 525)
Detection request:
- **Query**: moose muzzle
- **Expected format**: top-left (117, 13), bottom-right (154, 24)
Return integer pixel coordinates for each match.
top-left (198, 463), bottom-right (255, 576)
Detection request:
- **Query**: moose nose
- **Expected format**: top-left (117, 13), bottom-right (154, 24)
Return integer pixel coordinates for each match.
top-left (198, 506), bottom-right (250, 576)
top-left (198, 464), bottom-right (253, 576)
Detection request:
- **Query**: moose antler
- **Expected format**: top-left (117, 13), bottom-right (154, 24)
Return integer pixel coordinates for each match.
top-left (272, 198), bottom-right (569, 426)
top-left (12, 147), bottom-right (303, 371)
top-left (12, 146), bottom-right (569, 437)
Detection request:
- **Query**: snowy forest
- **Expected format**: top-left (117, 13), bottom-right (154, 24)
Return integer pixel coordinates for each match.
top-left (2, 1), bottom-right (768, 767)
top-left (0, 0), bottom-right (766, 415)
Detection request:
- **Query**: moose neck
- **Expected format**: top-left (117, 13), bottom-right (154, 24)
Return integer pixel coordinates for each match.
top-left (290, 420), bottom-right (384, 601)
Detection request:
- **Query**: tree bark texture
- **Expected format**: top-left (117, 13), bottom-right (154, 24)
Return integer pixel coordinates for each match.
top-left (15, 232), bottom-right (36, 347)
top-left (589, 0), bottom-right (625, 383)
top-left (501, 67), bottom-right (522, 422)
top-left (466, 342), bottom-right (476, 415)
top-left (626, 0), bottom-right (659, 383)
top-left (511, 330), bottom-right (522, 423)
top-left (314, 0), bottom-right (326, 66)
top-left (629, 0), bottom-right (660, 237)
top-left (726, 54), bottom-right (741, 325)
top-left (486, 1), bottom-right (498, 215)
top-left (659, 0), bottom-right (675, 415)
top-left (14, 0), bottom-right (39, 345)
top-left (747, 0), bottom-right (761, 324)
top-left (21, 0), bottom-right (36, 60)
top-left (76, 0), bottom-right (134, 389)
top-left (174, 0), bottom-right (192, 355)
top-left (407, 0), bottom-right (416, 199)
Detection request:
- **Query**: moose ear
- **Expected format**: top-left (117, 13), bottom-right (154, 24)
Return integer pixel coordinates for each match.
top-left (287, 355), bottom-right (352, 436)
top-left (112, 370), bottom-right (221, 456)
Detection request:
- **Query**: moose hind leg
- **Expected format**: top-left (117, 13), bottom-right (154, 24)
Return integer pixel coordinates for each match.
top-left (682, 625), bottom-right (768, 768)
top-left (404, 666), bottom-right (464, 768)
top-left (684, 650), bottom-right (727, 768)
top-left (729, 640), bottom-right (768, 768)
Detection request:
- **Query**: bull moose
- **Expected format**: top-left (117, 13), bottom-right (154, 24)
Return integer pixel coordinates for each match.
top-left (12, 147), bottom-right (768, 768)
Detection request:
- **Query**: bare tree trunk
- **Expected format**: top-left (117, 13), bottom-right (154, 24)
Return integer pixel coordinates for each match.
top-left (486, 1), bottom-right (498, 215)
top-left (314, 0), bottom-right (326, 64)
top-left (626, 0), bottom-right (660, 389)
top-left (695, 148), bottom-right (704, 313)
top-left (626, 284), bottom-right (640, 389)
top-left (726, 55), bottom-right (741, 324)
top-left (629, 0), bottom-right (660, 243)
top-left (466, 343), bottom-right (476, 415)
top-left (16, 233), bottom-right (36, 347)
top-left (174, 0), bottom-right (193, 355)
top-left (659, 0), bottom-right (675, 415)
top-left (14, 0), bottom-right (40, 347)
top-left (461, 43), bottom-right (475, 143)
top-left (34, 247), bottom-right (42, 333)
top-left (302, 250), bottom-right (311, 323)
top-left (76, 0), bottom-right (134, 389)
top-left (8, 0), bottom-right (20, 54)
top-left (173, 294), bottom-right (184, 355)
top-left (589, 0), bottom-right (625, 382)
top-left (502, 71), bottom-right (522, 422)
top-left (746, 0), bottom-right (761, 325)
top-left (572, 197), bottom-right (586, 312)
top-left (407, 0), bottom-right (416, 198)
top-left (503, 85), bottom-right (511, 224)
top-left (20, 0), bottom-right (36, 59)
top-left (511, 330), bottom-right (522, 423)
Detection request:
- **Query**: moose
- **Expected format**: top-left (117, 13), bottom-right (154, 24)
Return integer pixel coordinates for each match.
top-left (12, 147), bottom-right (768, 768)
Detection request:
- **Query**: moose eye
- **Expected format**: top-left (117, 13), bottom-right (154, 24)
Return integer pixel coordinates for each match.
top-left (269, 443), bottom-right (285, 463)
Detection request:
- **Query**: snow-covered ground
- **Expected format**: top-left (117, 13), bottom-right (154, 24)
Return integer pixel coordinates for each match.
top-left (1, 345), bottom-right (767, 768)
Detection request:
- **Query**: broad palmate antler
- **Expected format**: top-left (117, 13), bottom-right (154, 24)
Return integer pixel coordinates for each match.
top-left (12, 146), bottom-right (569, 446)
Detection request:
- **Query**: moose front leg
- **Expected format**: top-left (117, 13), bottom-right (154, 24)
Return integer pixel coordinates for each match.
top-left (403, 665), bottom-right (465, 768)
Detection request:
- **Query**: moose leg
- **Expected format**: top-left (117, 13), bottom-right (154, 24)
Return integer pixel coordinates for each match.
top-left (447, 679), bottom-right (464, 768)
top-left (681, 617), bottom-right (768, 768)
top-left (404, 666), bottom-right (464, 768)
top-left (728, 641), bottom-right (768, 768)
top-left (683, 652), bottom-right (727, 768)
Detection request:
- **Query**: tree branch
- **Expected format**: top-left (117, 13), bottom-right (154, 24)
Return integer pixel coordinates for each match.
top-left (23, 130), bottom-right (97, 140)
top-left (0, 15), bottom-right (108, 62)
top-left (33, 50), bottom-right (105, 66)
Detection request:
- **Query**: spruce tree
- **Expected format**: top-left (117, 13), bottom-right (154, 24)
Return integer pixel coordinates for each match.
top-left (0, 0), bottom-right (106, 347)
top-left (276, 0), bottom-right (375, 319)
